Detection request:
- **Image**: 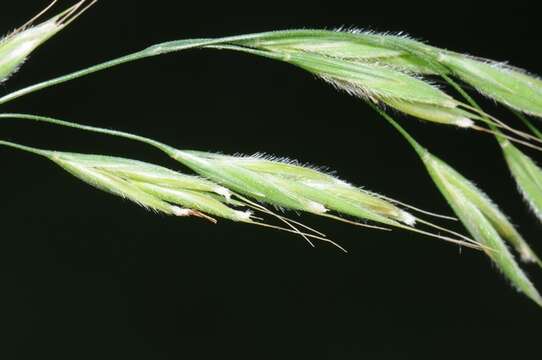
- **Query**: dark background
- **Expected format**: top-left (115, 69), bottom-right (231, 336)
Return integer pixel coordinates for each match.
top-left (1, 2), bottom-right (541, 359)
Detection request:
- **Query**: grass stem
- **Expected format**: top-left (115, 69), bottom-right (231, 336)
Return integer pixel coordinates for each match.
top-left (0, 113), bottom-right (175, 155)
top-left (0, 139), bottom-right (49, 157)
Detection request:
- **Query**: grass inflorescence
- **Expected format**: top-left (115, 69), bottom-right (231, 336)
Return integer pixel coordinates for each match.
top-left (2, 2), bottom-right (542, 307)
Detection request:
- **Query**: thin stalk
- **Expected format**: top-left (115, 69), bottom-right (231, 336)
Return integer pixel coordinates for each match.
top-left (365, 102), bottom-right (425, 157)
top-left (513, 109), bottom-right (542, 140)
top-left (0, 35), bottom-right (275, 106)
top-left (0, 113), bottom-right (175, 155)
top-left (0, 139), bottom-right (49, 157)
top-left (438, 74), bottom-right (542, 151)
top-left (441, 75), bottom-right (502, 135)
top-left (365, 104), bottom-right (487, 252)
top-left (439, 75), bottom-right (539, 152)
top-left (0, 50), bottom-right (151, 106)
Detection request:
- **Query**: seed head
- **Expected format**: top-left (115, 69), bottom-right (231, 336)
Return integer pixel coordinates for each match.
top-left (222, 32), bottom-right (479, 128)
top-left (49, 152), bottom-right (253, 223)
top-left (172, 150), bottom-right (418, 228)
top-left (225, 29), bottom-right (542, 124)
top-left (438, 53), bottom-right (542, 118)
top-left (421, 149), bottom-right (542, 305)
top-left (0, 1), bottom-right (95, 83)
top-left (239, 30), bottom-right (404, 60)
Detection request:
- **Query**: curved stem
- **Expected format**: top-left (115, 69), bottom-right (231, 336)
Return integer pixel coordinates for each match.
top-left (0, 33), bottom-right (281, 106)
top-left (0, 50), bottom-right (151, 106)
top-left (442, 74), bottom-right (542, 151)
top-left (440, 75), bottom-right (505, 139)
top-left (0, 139), bottom-right (50, 157)
top-left (0, 113), bottom-right (176, 155)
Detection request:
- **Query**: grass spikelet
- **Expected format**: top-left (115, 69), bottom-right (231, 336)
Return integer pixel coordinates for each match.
top-left (291, 29), bottom-right (542, 118)
top-left (171, 150), bottom-right (479, 248)
top-left (423, 150), bottom-right (542, 304)
top-left (208, 32), bottom-right (480, 127)
top-left (55, 155), bottom-right (256, 223)
top-left (206, 43), bottom-right (478, 128)
top-left (427, 147), bottom-right (541, 266)
top-left (340, 29), bottom-right (542, 118)
top-left (0, 140), bottom-right (252, 223)
top-left (375, 107), bottom-right (542, 306)
top-left (219, 29), bottom-right (542, 125)
top-left (235, 30), bottom-right (405, 60)
top-left (175, 150), bottom-right (414, 226)
top-left (438, 75), bottom-right (542, 266)
top-left (0, 1), bottom-right (95, 83)
top-left (438, 53), bottom-right (542, 118)
top-left (502, 140), bottom-right (542, 226)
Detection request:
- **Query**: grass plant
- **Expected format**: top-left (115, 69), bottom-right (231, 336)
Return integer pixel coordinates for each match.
top-left (2, 1), bottom-right (542, 307)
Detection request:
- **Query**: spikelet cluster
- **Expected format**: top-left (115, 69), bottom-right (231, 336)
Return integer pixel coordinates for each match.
top-left (49, 151), bottom-right (253, 223)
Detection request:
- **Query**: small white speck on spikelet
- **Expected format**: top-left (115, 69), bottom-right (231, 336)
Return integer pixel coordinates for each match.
top-left (308, 202), bottom-right (327, 214)
top-left (215, 186), bottom-right (232, 200)
top-left (172, 207), bottom-right (192, 217)
top-left (456, 117), bottom-right (475, 128)
top-left (236, 210), bottom-right (253, 221)
top-left (399, 211), bottom-right (417, 226)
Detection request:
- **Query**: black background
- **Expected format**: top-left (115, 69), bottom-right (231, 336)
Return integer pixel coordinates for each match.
top-left (1, 2), bottom-right (541, 359)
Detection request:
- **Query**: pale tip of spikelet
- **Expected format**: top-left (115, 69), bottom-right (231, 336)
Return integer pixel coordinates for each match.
top-left (444, 99), bottom-right (460, 108)
top-left (236, 210), bottom-right (253, 222)
top-left (456, 117), bottom-right (474, 128)
top-left (172, 206), bottom-right (192, 217)
top-left (399, 211), bottom-right (417, 226)
top-left (336, 179), bottom-right (350, 186)
top-left (519, 243), bottom-right (537, 263)
top-left (214, 186), bottom-right (232, 200)
top-left (308, 202), bottom-right (328, 214)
